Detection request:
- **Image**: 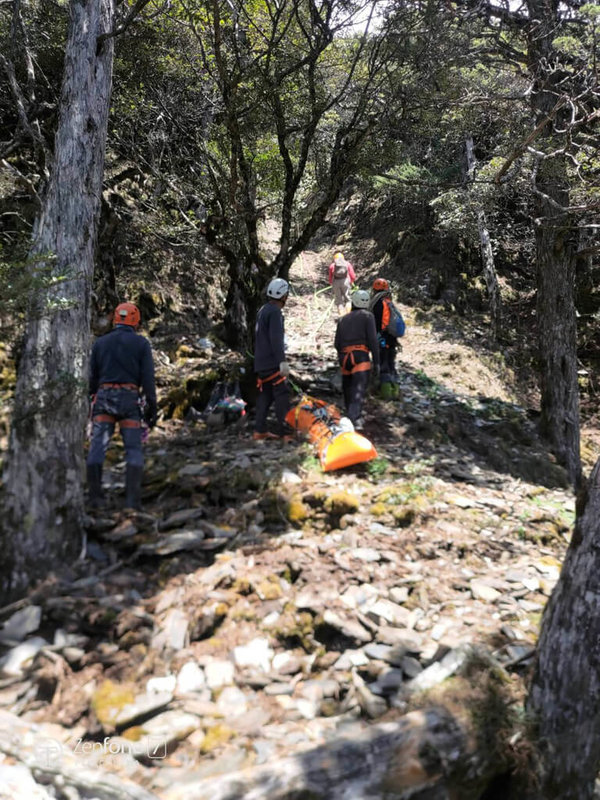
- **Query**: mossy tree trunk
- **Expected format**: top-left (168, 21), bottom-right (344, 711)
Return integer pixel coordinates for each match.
top-left (526, 0), bottom-right (581, 489)
top-left (525, 460), bottom-right (600, 799)
top-left (0, 0), bottom-right (115, 601)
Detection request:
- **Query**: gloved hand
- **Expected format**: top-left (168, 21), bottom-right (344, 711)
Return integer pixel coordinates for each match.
top-left (144, 404), bottom-right (158, 429)
top-left (279, 361), bottom-right (291, 378)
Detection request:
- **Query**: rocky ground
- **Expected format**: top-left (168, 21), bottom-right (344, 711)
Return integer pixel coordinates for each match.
top-left (0, 249), bottom-right (582, 799)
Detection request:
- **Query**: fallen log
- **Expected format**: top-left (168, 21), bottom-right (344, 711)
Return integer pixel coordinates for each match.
top-left (163, 707), bottom-right (488, 800)
top-left (0, 710), bottom-right (158, 800)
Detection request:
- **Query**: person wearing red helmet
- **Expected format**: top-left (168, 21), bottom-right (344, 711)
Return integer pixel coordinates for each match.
top-left (86, 302), bottom-right (157, 510)
top-left (370, 278), bottom-right (404, 395)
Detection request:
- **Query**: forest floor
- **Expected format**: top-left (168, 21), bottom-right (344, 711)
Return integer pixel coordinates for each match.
top-left (0, 246), bottom-right (586, 799)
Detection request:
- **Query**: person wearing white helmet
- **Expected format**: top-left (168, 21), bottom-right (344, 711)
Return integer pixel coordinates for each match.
top-left (253, 277), bottom-right (294, 441)
top-left (328, 251), bottom-right (356, 319)
top-left (333, 289), bottom-right (379, 429)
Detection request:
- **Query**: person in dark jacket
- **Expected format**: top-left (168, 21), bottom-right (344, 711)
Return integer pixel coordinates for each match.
top-left (370, 277), bottom-right (399, 390)
top-left (334, 289), bottom-right (379, 428)
top-left (87, 302), bottom-right (157, 510)
top-left (253, 278), bottom-right (293, 441)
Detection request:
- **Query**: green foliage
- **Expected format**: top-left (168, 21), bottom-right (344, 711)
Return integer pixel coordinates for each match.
top-left (366, 457), bottom-right (389, 481)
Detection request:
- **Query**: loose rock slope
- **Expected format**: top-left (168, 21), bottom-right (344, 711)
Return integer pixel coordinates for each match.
top-left (0, 249), bottom-right (578, 799)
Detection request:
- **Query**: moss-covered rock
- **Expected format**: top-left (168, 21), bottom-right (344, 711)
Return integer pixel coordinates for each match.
top-left (200, 723), bottom-right (233, 753)
top-left (91, 680), bottom-right (136, 730)
top-left (324, 491), bottom-right (360, 518)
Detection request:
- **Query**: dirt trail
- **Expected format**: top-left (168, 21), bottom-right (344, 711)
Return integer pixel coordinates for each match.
top-left (286, 248), bottom-right (516, 404)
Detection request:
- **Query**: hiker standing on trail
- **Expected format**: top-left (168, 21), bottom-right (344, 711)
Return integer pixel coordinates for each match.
top-left (369, 278), bottom-right (405, 398)
top-left (253, 278), bottom-right (293, 442)
top-left (328, 251), bottom-right (356, 319)
top-left (87, 302), bottom-right (157, 510)
top-left (334, 290), bottom-right (380, 429)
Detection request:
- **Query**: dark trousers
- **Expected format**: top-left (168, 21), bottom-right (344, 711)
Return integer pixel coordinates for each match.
top-left (255, 371), bottom-right (290, 435)
top-left (87, 388), bottom-right (143, 468)
top-left (342, 370), bottom-right (370, 424)
top-left (380, 338), bottom-right (397, 380)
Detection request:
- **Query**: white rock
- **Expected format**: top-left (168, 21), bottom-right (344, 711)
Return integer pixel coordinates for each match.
top-left (0, 637), bottom-right (48, 677)
top-left (0, 606), bottom-right (42, 644)
top-left (389, 587), bottom-right (409, 605)
top-left (349, 548), bottom-right (381, 563)
top-left (405, 645), bottom-right (473, 693)
top-left (114, 691), bottom-right (172, 728)
top-left (334, 650), bottom-right (370, 670)
top-left (0, 765), bottom-right (54, 799)
top-left (205, 660), bottom-right (235, 689)
top-left (152, 608), bottom-right (189, 651)
top-left (216, 686), bottom-right (249, 717)
top-left (143, 675), bottom-right (175, 699)
top-left (470, 580), bottom-right (501, 602)
top-left (262, 611), bottom-right (281, 627)
top-left (176, 661), bottom-right (206, 694)
top-left (367, 599), bottom-right (411, 627)
top-left (340, 584), bottom-right (379, 611)
top-left (232, 637), bottom-right (274, 673)
top-left (281, 470), bottom-right (302, 484)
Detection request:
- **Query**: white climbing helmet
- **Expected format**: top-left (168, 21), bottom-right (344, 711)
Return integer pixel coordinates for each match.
top-left (266, 277), bottom-right (289, 299)
top-left (352, 290), bottom-right (370, 309)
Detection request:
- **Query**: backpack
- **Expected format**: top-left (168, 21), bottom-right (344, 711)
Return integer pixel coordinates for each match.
top-left (381, 297), bottom-right (406, 338)
top-left (333, 259), bottom-right (349, 279)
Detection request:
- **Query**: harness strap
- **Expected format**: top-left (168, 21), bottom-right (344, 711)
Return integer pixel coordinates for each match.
top-left (100, 382), bottom-right (139, 391)
top-left (340, 345), bottom-right (372, 376)
top-left (257, 370), bottom-right (285, 392)
top-left (93, 413), bottom-right (141, 430)
top-left (93, 413), bottom-right (116, 423)
top-left (341, 344), bottom-right (369, 353)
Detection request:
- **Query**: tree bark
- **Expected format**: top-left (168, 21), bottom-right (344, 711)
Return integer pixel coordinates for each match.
top-left (0, 0), bottom-right (115, 601)
top-left (526, 460), bottom-right (600, 799)
top-left (465, 136), bottom-right (502, 339)
top-left (526, 0), bottom-right (581, 488)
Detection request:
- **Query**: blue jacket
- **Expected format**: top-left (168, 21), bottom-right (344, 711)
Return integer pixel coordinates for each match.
top-left (89, 325), bottom-right (156, 409)
top-left (254, 302), bottom-right (286, 373)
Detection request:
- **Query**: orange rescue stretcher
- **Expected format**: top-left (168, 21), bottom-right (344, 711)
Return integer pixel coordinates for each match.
top-left (285, 395), bottom-right (377, 472)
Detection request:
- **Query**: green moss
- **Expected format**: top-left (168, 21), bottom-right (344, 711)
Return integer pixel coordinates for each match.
top-left (256, 574), bottom-right (283, 600)
top-left (122, 726), bottom-right (144, 741)
top-left (393, 506), bottom-right (416, 527)
top-left (287, 495), bottom-right (309, 524)
top-left (92, 680), bottom-right (136, 729)
top-left (324, 491), bottom-right (359, 517)
top-left (275, 612), bottom-right (316, 651)
top-left (370, 502), bottom-right (387, 517)
top-left (200, 724), bottom-right (233, 753)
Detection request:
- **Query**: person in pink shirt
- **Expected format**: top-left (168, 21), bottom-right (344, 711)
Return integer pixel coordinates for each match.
top-left (328, 251), bottom-right (356, 318)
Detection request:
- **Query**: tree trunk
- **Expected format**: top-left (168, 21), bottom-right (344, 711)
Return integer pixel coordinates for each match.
top-left (465, 136), bottom-right (502, 339)
top-left (0, 0), bottom-right (115, 601)
top-left (526, 0), bottom-right (581, 489)
top-left (526, 460), bottom-right (600, 799)
top-left (535, 209), bottom-right (581, 488)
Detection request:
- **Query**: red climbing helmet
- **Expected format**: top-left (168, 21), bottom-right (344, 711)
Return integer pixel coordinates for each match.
top-left (113, 302), bottom-right (141, 327)
top-left (372, 278), bottom-right (389, 292)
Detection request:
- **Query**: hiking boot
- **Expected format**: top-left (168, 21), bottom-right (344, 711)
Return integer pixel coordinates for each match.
top-left (253, 431), bottom-right (278, 440)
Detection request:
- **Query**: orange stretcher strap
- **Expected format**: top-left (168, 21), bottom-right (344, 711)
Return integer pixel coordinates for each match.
top-left (340, 345), bottom-right (372, 376)
top-left (100, 382), bottom-right (139, 391)
top-left (257, 371), bottom-right (285, 392)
